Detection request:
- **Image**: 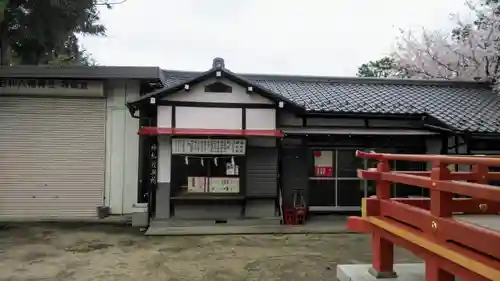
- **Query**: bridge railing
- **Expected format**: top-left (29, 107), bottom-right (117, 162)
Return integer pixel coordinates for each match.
top-left (347, 151), bottom-right (500, 281)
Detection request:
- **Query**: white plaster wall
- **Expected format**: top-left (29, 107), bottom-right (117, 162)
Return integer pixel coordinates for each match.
top-left (246, 108), bottom-right (276, 130)
top-left (158, 136), bottom-right (172, 183)
top-left (105, 79), bottom-right (140, 215)
top-left (158, 106), bottom-right (172, 128)
top-left (176, 106), bottom-right (242, 129)
top-left (164, 78), bottom-right (273, 104)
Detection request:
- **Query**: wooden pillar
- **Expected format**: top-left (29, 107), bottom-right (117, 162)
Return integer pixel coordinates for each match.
top-left (425, 262), bottom-right (454, 281)
top-left (369, 160), bottom-right (397, 278)
top-left (368, 232), bottom-right (398, 278)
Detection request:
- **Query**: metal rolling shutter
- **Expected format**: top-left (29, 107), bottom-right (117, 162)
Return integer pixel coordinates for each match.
top-left (0, 96), bottom-right (105, 218)
top-left (246, 147), bottom-right (278, 197)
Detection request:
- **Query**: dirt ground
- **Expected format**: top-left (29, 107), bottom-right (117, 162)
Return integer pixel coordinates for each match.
top-left (0, 223), bottom-right (420, 281)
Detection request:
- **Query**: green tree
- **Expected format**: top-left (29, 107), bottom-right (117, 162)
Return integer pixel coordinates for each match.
top-left (356, 56), bottom-right (405, 78)
top-left (0, 0), bottom-right (8, 23)
top-left (0, 0), bottom-right (125, 66)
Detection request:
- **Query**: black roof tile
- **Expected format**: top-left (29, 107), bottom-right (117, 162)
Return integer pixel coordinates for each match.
top-left (158, 69), bottom-right (500, 133)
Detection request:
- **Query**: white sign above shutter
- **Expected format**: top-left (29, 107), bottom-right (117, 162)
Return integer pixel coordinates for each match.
top-left (0, 79), bottom-right (104, 97)
top-left (172, 138), bottom-right (246, 155)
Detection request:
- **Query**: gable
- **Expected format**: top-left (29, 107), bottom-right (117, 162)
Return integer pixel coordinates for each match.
top-left (163, 78), bottom-right (273, 105)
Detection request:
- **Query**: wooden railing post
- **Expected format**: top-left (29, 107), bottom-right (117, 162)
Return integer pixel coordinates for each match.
top-left (472, 164), bottom-right (488, 185)
top-left (376, 160), bottom-right (391, 199)
top-left (428, 161), bottom-right (454, 281)
top-left (430, 162), bottom-right (453, 217)
top-left (369, 159), bottom-right (397, 278)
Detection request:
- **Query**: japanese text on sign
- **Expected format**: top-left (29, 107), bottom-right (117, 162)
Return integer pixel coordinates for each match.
top-left (0, 79), bottom-right (104, 97)
top-left (0, 79), bottom-right (89, 90)
top-left (150, 143), bottom-right (158, 185)
top-left (172, 138), bottom-right (246, 155)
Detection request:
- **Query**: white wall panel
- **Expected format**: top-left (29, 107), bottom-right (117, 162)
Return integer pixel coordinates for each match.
top-left (176, 106), bottom-right (242, 129)
top-left (246, 108), bottom-right (276, 130)
top-left (157, 106), bottom-right (172, 128)
top-left (105, 79), bottom-right (140, 215)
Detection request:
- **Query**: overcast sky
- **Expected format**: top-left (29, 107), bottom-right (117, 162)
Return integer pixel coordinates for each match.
top-left (80, 0), bottom-right (471, 76)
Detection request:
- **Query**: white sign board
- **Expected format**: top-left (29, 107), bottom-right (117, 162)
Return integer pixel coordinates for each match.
top-left (209, 177), bottom-right (240, 193)
top-left (0, 78), bottom-right (104, 97)
top-left (187, 177), bottom-right (208, 193)
top-left (172, 138), bottom-right (246, 155)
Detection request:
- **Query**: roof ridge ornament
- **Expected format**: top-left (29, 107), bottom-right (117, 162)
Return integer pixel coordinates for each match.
top-left (212, 57), bottom-right (225, 69)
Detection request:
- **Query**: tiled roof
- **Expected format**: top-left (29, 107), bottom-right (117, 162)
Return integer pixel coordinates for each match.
top-left (160, 69), bottom-right (500, 133)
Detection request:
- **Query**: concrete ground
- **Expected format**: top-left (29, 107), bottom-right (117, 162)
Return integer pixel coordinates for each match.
top-left (0, 223), bottom-right (420, 281)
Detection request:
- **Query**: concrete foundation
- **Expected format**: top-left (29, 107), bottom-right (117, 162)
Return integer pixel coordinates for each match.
top-left (131, 203), bottom-right (149, 227)
top-left (145, 216), bottom-right (350, 235)
top-left (245, 199), bottom-right (277, 217)
top-left (172, 202), bottom-right (243, 219)
top-left (337, 264), bottom-right (425, 281)
top-left (155, 182), bottom-right (171, 219)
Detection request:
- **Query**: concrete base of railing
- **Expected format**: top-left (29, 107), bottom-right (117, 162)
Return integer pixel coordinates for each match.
top-left (337, 263), bottom-right (426, 281)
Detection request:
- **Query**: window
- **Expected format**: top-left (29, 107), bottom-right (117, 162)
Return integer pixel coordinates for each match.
top-left (204, 82), bottom-right (232, 93)
top-left (309, 179), bottom-right (336, 206)
top-left (309, 150), bottom-right (365, 207)
top-left (312, 150), bottom-right (334, 177)
top-left (171, 154), bottom-right (243, 196)
top-left (392, 159), bottom-right (426, 197)
top-left (308, 148), bottom-right (428, 208)
top-left (337, 150), bottom-right (364, 178)
top-left (337, 180), bottom-right (364, 207)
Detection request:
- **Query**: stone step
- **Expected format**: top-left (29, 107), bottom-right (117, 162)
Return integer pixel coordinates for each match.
top-left (145, 223), bottom-right (350, 236)
top-left (150, 217), bottom-right (282, 228)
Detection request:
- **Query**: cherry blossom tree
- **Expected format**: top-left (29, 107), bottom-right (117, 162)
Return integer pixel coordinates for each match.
top-left (392, 0), bottom-right (500, 87)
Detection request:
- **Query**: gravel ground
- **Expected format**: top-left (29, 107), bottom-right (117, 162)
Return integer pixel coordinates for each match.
top-left (0, 223), bottom-right (420, 281)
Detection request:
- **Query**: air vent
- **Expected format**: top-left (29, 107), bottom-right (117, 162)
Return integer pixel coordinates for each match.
top-left (205, 82), bottom-right (232, 93)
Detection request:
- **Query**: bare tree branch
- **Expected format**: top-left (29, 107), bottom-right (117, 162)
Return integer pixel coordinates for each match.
top-left (95, 0), bottom-right (127, 6)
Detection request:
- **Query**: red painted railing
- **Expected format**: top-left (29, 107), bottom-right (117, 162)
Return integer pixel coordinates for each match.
top-left (347, 151), bottom-right (500, 281)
